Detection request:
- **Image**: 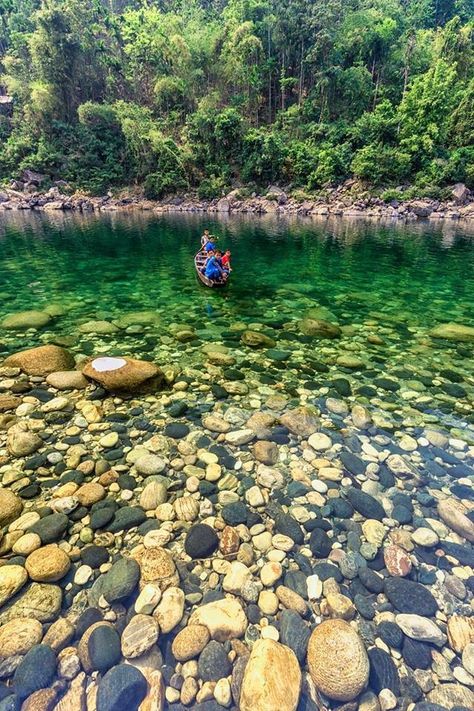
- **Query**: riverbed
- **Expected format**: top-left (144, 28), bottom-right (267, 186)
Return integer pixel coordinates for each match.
top-left (0, 211), bottom-right (473, 710)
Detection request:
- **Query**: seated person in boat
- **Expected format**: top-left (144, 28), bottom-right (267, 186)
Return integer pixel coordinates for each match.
top-left (221, 250), bottom-right (232, 273)
top-left (204, 250), bottom-right (225, 281)
top-left (204, 237), bottom-right (217, 252)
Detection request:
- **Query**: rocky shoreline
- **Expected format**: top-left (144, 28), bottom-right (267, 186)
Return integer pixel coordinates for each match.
top-left (0, 299), bottom-right (473, 711)
top-left (1, 180), bottom-right (474, 222)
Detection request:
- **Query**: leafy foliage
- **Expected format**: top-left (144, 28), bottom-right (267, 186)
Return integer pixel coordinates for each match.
top-left (0, 0), bottom-right (472, 193)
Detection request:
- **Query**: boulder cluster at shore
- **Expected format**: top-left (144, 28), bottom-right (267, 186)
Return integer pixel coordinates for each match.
top-left (1, 180), bottom-right (474, 222)
top-left (0, 301), bottom-right (473, 711)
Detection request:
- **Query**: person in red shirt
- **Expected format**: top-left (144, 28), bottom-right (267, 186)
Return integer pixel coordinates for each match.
top-left (221, 250), bottom-right (232, 274)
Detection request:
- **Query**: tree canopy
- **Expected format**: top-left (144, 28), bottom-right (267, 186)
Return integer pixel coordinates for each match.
top-left (0, 0), bottom-right (473, 196)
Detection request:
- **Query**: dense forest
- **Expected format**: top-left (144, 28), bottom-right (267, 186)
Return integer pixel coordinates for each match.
top-left (0, 0), bottom-right (473, 199)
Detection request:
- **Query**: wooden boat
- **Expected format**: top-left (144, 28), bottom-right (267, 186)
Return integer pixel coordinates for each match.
top-left (194, 251), bottom-right (228, 288)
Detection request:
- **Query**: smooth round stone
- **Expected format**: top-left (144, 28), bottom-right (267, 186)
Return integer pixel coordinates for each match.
top-left (0, 489), bottom-right (23, 527)
top-left (29, 513), bottom-right (69, 544)
top-left (184, 524), bottom-right (219, 559)
top-left (308, 433), bottom-right (332, 451)
top-left (0, 564), bottom-right (28, 606)
top-left (279, 609), bottom-right (311, 663)
top-left (164, 423), bottom-right (190, 439)
top-left (274, 514), bottom-right (304, 544)
top-left (411, 528), bottom-right (439, 547)
top-left (25, 544), bottom-right (71, 582)
top-left (135, 583), bottom-right (162, 615)
top-left (402, 637), bottom-right (432, 670)
top-left (121, 614), bottom-right (159, 658)
top-left (258, 590), bottom-right (279, 616)
top-left (260, 562), bottom-right (282, 586)
top-left (134, 454), bottom-right (167, 476)
top-left (96, 664), bottom-right (148, 711)
top-left (368, 647), bottom-right (400, 695)
top-left (11, 532), bottom-right (41, 556)
top-left (309, 528), bottom-right (332, 558)
top-left (0, 618), bottom-right (43, 657)
top-left (81, 545), bottom-right (109, 569)
top-left (13, 644), bottom-right (57, 701)
top-left (307, 620), bottom-right (369, 701)
top-left (346, 487), bottom-right (385, 521)
top-left (384, 578), bottom-right (438, 616)
top-left (88, 625), bottom-right (122, 673)
top-left (99, 432), bottom-right (119, 448)
top-left (462, 643), bottom-right (474, 676)
top-left (172, 625), bottom-right (210, 662)
top-left (198, 641), bottom-right (232, 682)
top-left (101, 557), bottom-right (140, 603)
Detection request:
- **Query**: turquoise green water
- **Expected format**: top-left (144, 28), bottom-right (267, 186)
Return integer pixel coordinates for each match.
top-left (1, 212), bottom-right (474, 420)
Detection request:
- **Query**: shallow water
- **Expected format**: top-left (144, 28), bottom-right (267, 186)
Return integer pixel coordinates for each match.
top-left (1, 211), bottom-right (474, 427)
top-left (1, 212), bottom-right (474, 331)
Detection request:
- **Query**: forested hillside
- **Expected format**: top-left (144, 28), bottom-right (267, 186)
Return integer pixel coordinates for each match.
top-left (0, 0), bottom-right (473, 199)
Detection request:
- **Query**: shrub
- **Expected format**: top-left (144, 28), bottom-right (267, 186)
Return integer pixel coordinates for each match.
top-left (197, 175), bottom-right (228, 200)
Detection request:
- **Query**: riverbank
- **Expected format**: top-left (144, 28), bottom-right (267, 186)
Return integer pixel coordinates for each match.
top-left (1, 181), bottom-right (474, 222)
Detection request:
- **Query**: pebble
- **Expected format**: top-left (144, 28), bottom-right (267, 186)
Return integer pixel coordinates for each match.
top-left (240, 639), bottom-right (301, 711)
top-left (307, 620), bottom-right (369, 701)
top-left (13, 644), bottom-right (57, 701)
top-left (96, 664), bottom-right (148, 711)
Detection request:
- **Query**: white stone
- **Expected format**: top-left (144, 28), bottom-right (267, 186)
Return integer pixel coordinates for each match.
top-left (91, 357), bottom-right (127, 372)
top-left (396, 614), bottom-right (446, 646)
top-left (308, 433), bottom-right (332, 452)
top-left (222, 562), bottom-right (252, 595)
top-left (307, 574), bottom-right (323, 600)
top-left (135, 583), bottom-right (162, 614)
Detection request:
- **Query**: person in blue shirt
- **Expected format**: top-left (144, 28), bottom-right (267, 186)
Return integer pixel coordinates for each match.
top-left (204, 250), bottom-right (225, 281)
top-left (204, 239), bottom-right (217, 252)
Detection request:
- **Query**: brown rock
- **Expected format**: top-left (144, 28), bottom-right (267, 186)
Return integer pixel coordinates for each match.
top-left (138, 668), bottom-right (165, 711)
top-left (21, 688), bottom-right (57, 711)
top-left (427, 683), bottom-right (474, 708)
top-left (437, 499), bottom-right (474, 542)
top-left (121, 614), bottom-right (159, 658)
top-left (447, 615), bottom-right (474, 653)
top-left (172, 625), bottom-right (210, 662)
top-left (279, 407), bottom-right (320, 437)
top-left (0, 564), bottom-right (28, 606)
top-left (307, 620), bottom-right (369, 701)
top-left (240, 639), bottom-right (301, 711)
top-left (0, 617), bottom-right (43, 657)
top-left (52, 672), bottom-right (86, 711)
top-left (137, 547), bottom-right (178, 591)
top-left (0, 583), bottom-right (62, 624)
top-left (275, 586), bottom-right (307, 616)
top-left (75, 483), bottom-right (105, 507)
top-left (298, 318), bottom-right (341, 338)
top-left (253, 441), bottom-right (279, 465)
top-left (0, 395), bottom-right (21, 412)
top-left (219, 526), bottom-right (240, 556)
top-left (82, 356), bottom-right (164, 393)
top-left (45, 371), bottom-right (88, 390)
top-left (0, 488), bottom-right (23, 526)
top-left (25, 545), bottom-right (71, 582)
top-left (240, 331), bottom-right (276, 348)
top-left (383, 545), bottom-right (412, 577)
top-left (189, 598), bottom-right (247, 641)
top-left (7, 424), bottom-right (42, 457)
top-left (4, 345), bottom-right (74, 376)
top-left (42, 617), bottom-right (74, 652)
